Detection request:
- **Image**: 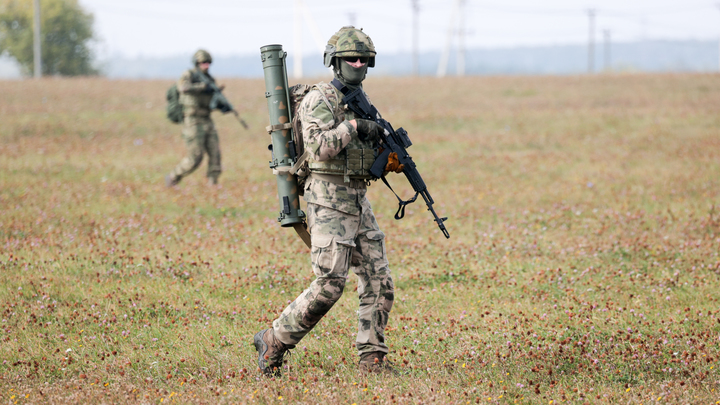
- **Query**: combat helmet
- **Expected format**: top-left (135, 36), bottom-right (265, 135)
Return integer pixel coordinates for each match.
top-left (323, 26), bottom-right (376, 68)
top-left (193, 49), bottom-right (212, 65)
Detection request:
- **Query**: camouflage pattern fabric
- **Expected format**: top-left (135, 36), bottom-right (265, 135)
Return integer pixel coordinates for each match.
top-left (272, 196), bottom-right (394, 355)
top-left (300, 82), bottom-right (377, 179)
top-left (299, 82), bottom-right (354, 162)
top-left (169, 116), bottom-right (221, 181)
top-left (324, 26), bottom-right (376, 68)
top-left (168, 67), bottom-right (221, 182)
top-left (302, 174), bottom-right (364, 215)
top-left (178, 68), bottom-right (213, 117)
top-left (334, 28), bottom-right (376, 58)
top-left (271, 80), bottom-right (393, 357)
top-left (193, 49), bottom-right (212, 64)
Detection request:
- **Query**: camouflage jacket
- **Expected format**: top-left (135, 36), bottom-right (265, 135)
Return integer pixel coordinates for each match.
top-left (178, 68), bottom-right (214, 117)
top-left (300, 81), bottom-right (376, 215)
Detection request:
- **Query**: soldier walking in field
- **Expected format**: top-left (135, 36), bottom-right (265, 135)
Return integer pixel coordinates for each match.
top-left (253, 27), bottom-right (403, 375)
top-left (165, 49), bottom-right (225, 187)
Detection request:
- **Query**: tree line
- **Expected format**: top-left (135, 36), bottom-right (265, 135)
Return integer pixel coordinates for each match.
top-left (0, 0), bottom-right (97, 76)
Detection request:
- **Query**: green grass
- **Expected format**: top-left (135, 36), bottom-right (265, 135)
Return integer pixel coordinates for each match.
top-left (1, 74), bottom-right (719, 403)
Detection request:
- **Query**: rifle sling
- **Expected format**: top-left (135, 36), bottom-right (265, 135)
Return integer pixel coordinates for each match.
top-left (333, 79), bottom-right (416, 219)
top-left (380, 175), bottom-right (418, 220)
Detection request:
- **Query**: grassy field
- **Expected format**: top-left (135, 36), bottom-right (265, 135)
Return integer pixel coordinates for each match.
top-left (1, 73), bottom-right (720, 404)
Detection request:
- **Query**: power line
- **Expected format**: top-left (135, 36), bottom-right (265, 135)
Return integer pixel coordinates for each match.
top-left (89, 3), bottom-right (293, 23)
top-left (600, 11), bottom-right (714, 36)
top-left (84, 0), bottom-right (720, 60)
top-left (465, 2), bottom-right (715, 16)
top-left (465, 3), bottom-right (586, 16)
top-left (606, 3), bottom-right (716, 16)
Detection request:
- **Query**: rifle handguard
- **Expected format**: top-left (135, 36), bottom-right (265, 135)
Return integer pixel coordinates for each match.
top-left (342, 86), bottom-right (450, 239)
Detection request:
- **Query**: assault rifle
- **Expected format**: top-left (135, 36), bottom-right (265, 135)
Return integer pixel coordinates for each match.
top-left (340, 85), bottom-right (450, 239)
top-left (197, 72), bottom-right (249, 129)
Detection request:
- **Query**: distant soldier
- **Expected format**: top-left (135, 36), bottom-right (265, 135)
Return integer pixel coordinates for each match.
top-left (165, 49), bottom-right (224, 187)
top-left (253, 27), bottom-right (402, 375)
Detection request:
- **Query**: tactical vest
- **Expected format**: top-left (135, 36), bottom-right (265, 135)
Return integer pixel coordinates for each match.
top-left (305, 82), bottom-right (377, 181)
top-left (179, 68), bottom-right (213, 117)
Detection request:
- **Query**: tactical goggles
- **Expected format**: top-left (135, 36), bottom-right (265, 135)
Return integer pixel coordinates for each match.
top-left (341, 56), bottom-right (369, 64)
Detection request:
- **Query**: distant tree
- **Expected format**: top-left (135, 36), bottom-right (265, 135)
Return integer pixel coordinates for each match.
top-left (0, 0), bottom-right (98, 76)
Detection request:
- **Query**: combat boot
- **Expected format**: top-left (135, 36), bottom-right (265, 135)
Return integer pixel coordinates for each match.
top-left (165, 174), bottom-right (179, 187)
top-left (207, 176), bottom-right (218, 186)
top-left (253, 328), bottom-right (293, 376)
top-left (358, 351), bottom-right (398, 374)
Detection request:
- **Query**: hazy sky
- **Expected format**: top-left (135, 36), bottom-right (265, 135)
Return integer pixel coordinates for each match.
top-left (80, 0), bottom-right (720, 59)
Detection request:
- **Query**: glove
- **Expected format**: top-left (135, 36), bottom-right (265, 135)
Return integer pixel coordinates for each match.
top-left (385, 152), bottom-right (405, 173)
top-left (355, 119), bottom-right (383, 142)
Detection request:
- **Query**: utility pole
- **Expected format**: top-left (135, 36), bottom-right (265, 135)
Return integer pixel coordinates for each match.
top-left (716, 3), bottom-right (720, 72)
top-left (457, 0), bottom-right (466, 76)
top-left (587, 9), bottom-right (595, 74)
top-left (411, 0), bottom-right (419, 75)
top-left (637, 16), bottom-right (647, 71)
top-left (292, 0), bottom-right (325, 79)
top-left (437, 0), bottom-right (460, 77)
top-left (33, 0), bottom-right (41, 78)
top-left (293, 0), bottom-right (303, 79)
top-left (603, 29), bottom-right (611, 72)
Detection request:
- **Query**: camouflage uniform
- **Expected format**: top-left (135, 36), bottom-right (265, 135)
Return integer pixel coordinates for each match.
top-left (167, 51), bottom-right (222, 185)
top-left (271, 81), bottom-right (394, 357)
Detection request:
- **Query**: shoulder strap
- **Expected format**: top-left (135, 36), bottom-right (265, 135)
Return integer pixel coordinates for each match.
top-left (312, 82), bottom-right (338, 115)
top-left (290, 150), bottom-right (310, 175)
top-left (292, 83), bottom-right (337, 172)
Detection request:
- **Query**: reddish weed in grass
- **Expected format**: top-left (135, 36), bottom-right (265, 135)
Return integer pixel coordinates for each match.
top-left (1, 74), bottom-right (719, 403)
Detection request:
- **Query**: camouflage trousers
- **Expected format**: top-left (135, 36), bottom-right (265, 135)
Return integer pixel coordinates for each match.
top-left (169, 116), bottom-right (221, 181)
top-left (272, 200), bottom-right (394, 356)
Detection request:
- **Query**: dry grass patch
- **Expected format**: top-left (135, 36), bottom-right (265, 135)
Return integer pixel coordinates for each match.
top-left (1, 73), bottom-right (719, 403)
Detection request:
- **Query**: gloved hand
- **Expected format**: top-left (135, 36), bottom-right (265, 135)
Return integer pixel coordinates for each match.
top-left (355, 119), bottom-right (383, 142)
top-left (385, 152), bottom-right (405, 173)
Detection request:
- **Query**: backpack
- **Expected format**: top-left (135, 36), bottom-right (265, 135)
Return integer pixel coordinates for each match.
top-left (166, 84), bottom-right (183, 124)
top-left (287, 82), bottom-right (337, 195)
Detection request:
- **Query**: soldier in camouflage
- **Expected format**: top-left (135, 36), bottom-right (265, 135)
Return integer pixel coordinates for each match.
top-left (165, 49), bottom-right (223, 187)
top-left (254, 27), bottom-right (403, 376)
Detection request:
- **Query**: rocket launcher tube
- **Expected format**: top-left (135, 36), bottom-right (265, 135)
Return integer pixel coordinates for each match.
top-left (260, 44), bottom-right (305, 229)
